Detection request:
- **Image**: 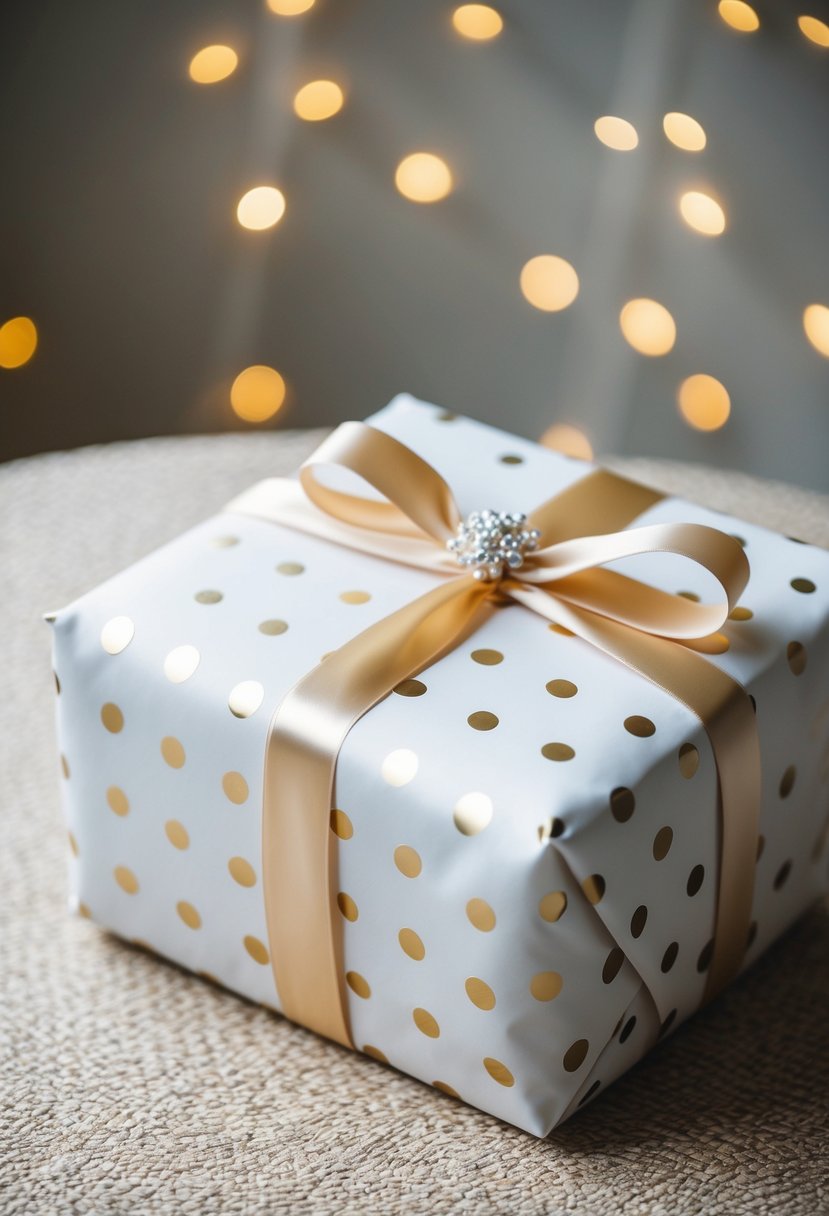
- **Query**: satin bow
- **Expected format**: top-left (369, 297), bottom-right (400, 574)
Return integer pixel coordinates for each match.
top-left (228, 421), bottom-right (761, 1049)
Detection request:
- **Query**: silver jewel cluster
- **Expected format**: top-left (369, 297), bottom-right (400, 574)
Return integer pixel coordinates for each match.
top-left (447, 509), bottom-right (541, 581)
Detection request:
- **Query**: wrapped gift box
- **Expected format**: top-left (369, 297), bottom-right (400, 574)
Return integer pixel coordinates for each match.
top-left (49, 396), bottom-right (829, 1136)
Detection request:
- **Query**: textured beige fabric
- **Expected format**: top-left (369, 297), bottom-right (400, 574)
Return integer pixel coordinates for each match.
top-left (1, 430), bottom-right (827, 1216)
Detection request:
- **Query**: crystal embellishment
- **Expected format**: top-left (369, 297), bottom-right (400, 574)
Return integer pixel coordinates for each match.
top-left (447, 509), bottom-right (541, 581)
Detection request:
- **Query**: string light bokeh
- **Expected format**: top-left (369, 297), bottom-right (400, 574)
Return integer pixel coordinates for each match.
top-left (1, 0), bottom-right (827, 488)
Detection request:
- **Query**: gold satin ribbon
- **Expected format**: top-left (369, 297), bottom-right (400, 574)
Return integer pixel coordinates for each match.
top-left (229, 422), bottom-right (761, 1049)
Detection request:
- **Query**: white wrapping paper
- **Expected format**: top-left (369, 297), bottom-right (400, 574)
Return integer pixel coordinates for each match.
top-left (50, 396), bottom-right (829, 1135)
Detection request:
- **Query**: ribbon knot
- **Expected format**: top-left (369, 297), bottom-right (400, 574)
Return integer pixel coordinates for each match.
top-left (228, 419), bottom-right (762, 1051)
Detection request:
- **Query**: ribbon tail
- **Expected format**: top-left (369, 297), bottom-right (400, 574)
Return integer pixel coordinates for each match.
top-left (507, 582), bottom-right (761, 1003)
top-left (262, 574), bottom-right (492, 1048)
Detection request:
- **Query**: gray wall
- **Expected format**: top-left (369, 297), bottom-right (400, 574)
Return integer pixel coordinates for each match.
top-left (1, 0), bottom-right (828, 488)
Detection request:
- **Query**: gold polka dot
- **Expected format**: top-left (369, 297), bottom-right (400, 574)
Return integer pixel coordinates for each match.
top-left (211, 535), bottom-right (239, 548)
top-left (78, 902), bottom-right (91, 919)
top-left (483, 1057), bottom-right (514, 1087)
top-left (678, 743), bottom-right (699, 778)
top-left (163, 644), bottom-right (201, 683)
top-left (340, 590), bottom-right (371, 604)
top-left (625, 715), bottom-right (655, 737)
top-left (539, 890), bottom-right (567, 922)
top-left (602, 947), bottom-right (625, 984)
top-left (471, 648), bottom-right (504, 665)
top-left (161, 736), bottom-right (185, 768)
top-left (195, 589), bottom-right (223, 604)
top-left (106, 786), bottom-right (129, 816)
top-left (779, 765), bottom-right (796, 799)
top-left (277, 561), bottom-right (304, 575)
top-left (791, 577), bottom-right (816, 594)
top-left (541, 742), bottom-right (575, 761)
top-left (661, 941), bottom-right (679, 972)
top-left (691, 632), bottom-right (731, 655)
top-left (466, 898), bottom-right (496, 931)
top-left (60, 754), bottom-right (70, 780)
top-left (228, 680), bottom-right (265, 718)
top-left (432, 1080), bottom-right (460, 1098)
top-left (243, 935), bottom-right (269, 964)
top-left (228, 856), bottom-right (257, 887)
top-left (678, 590), bottom-right (700, 602)
top-left (393, 678), bottom-right (427, 696)
top-left (500, 454), bottom-right (524, 465)
top-left (465, 977), bottom-right (496, 1010)
top-left (687, 864), bottom-right (705, 896)
top-left (610, 787), bottom-right (635, 822)
top-left (582, 874), bottom-right (605, 904)
top-left (222, 771), bottom-right (249, 804)
top-left (548, 622), bottom-right (575, 637)
top-left (786, 641), bottom-right (807, 675)
top-left (177, 900), bottom-right (201, 929)
top-left (100, 616), bottom-right (135, 655)
top-left (774, 859), bottom-right (792, 890)
top-left (467, 710), bottom-right (499, 731)
top-left (330, 808), bottom-right (353, 839)
top-left (546, 679), bottom-right (578, 698)
top-left (68, 831), bottom-right (79, 858)
top-left (54, 671), bottom-right (61, 695)
top-left (337, 892), bottom-right (359, 921)
top-left (563, 1039), bottom-right (589, 1072)
top-left (411, 1008), bottom-right (438, 1037)
top-left (653, 826), bottom-right (673, 861)
top-left (363, 1044), bottom-right (388, 1063)
top-left (630, 904), bottom-right (648, 937)
top-left (114, 865), bottom-right (139, 894)
top-left (381, 748), bottom-right (419, 786)
top-left (394, 845), bottom-right (422, 878)
top-left (398, 928), bottom-right (425, 960)
top-left (530, 971), bottom-right (563, 1001)
top-left (729, 605), bottom-right (753, 621)
top-left (258, 619), bottom-right (288, 636)
top-left (101, 703), bottom-right (124, 733)
top-left (165, 820), bottom-right (189, 850)
top-left (453, 791), bottom-right (493, 835)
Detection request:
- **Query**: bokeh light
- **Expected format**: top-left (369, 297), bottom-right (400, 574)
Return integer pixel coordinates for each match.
top-left (718, 1), bottom-right (760, 32)
top-left (188, 45), bottom-right (238, 85)
top-left (519, 256), bottom-right (579, 312)
top-left (293, 80), bottom-right (344, 121)
top-left (0, 316), bottom-right (38, 369)
top-left (619, 299), bottom-right (676, 356)
top-left (677, 374), bottom-right (731, 431)
top-left (798, 15), bottom-right (829, 46)
top-left (593, 116), bottom-right (639, 151)
top-left (452, 5), bottom-right (504, 40)
top-left (236, 186), bottom-right (286, 230)
top-left (266, 0), bottom-right (315, 14)
top-left (663, 112), bottom-right (707, 152)
top-left (803, 304), bottom-right (829, 357)
top-left (394, 153), bottom-right (453, 203)
top-left (540, 424), bottom-right (594, 460)
top-left (230, 365), bottom-right (287, 422)
top-left (679, 190), bottom-right (727, 236)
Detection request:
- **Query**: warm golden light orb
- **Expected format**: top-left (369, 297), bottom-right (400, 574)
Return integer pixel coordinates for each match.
top-left (619, 299), bottom-right (676, 356)
top-left (798, 15), bottom-right (829, 46)
top-left (540, 424), bottom-right (594, 460)
top-left (236, 186), bottom-right (286, 230)
top-left (803, 304), bottom-right (829, 357)
top-left (188, 45), bottom-right (238, 84)
top-left (0, 316), bottom-right (38, 369)
top-left (520, 256), bottom-right (579, 312)
top-left (679, 190), bottom-right (727, 236)
top-left (266, 0), bottom-right (315, 14)
top-left (594, 116), bottom-right (639, 151)
top-left (677, 374), bottom-right (731, 431)
top-left (395, 153), bottom-right (453, 203)
top-left (452, 4), bottom-right (504, 40)
top-left (718, 1), bottom-right (760, 32)
top-left (230, 366), bottom-right (287, 422)
top-left (293, 79), bottom-right (344, 121)
top-left (663, 112), bottom-right (707, 151)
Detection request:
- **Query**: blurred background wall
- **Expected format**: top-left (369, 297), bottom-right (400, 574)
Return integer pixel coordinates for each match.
top-left (1, 0), bottom-right (828, 487)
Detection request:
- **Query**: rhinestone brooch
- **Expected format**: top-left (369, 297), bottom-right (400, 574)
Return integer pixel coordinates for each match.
top-left (447, 509), bottom-right (541, 581)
